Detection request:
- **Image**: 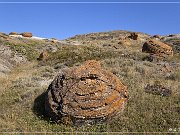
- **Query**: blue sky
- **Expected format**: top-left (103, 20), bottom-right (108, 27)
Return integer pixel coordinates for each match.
top-left (0, 0), bottom-right (180, 39)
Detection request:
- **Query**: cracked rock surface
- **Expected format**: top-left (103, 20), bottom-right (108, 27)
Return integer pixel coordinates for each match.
top-left (45, 60), bottom-right (128, 125)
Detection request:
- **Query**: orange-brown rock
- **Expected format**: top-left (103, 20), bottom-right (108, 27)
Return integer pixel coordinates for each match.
top-left (45, 60), bottom-right (128, 125)
top-left (9, 32), bottom-right (19, 35)
top-left (142, 39), bottom-right (173, 56)
top-left (128, 32), bottom-right (138, 40)
top-left (21, 32), bottom-right (32, 37)
top-left (37, 51), bottom-right (49, 61)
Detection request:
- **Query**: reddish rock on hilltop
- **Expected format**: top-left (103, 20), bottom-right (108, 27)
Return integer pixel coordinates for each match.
top-left (9, 32), bottom-right (19, 35)
top-left (45, 60), bottom-right (128, 125)
top-left (142, 39), bottom-right (173, 56)
top-left (21, 32), bottom-right (33, 37)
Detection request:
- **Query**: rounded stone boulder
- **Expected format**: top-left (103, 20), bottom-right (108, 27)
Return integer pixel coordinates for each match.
top-left (9, 32), bottom-right (19, 35)
top-left (142, 39), bottom-right (173, 56)
top-left (21, 32), bottom-right (33, 37)
top-left (45, 60), bottom-right (128, 125)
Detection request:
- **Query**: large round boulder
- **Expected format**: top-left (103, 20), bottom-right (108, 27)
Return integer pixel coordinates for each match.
top-left (45, 60), bottom-right (128, 125)
top-left (21, 32), bottom-right (33, 37)
top-left (142, 39), bottom-right (173, 56)
top-left (9, 32), bottom-right (19, 35)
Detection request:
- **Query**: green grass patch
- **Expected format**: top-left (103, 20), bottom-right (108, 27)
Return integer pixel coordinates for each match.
top-left (41, 45), bottom-right (121, 67)
top-left (5, 41), bottom-right (39, 61)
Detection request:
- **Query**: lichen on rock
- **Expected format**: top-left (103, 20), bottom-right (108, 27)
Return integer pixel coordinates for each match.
top-left (45, 60), bottom-right (128, 125)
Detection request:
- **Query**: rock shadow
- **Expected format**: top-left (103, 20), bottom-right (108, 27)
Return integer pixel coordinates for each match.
top-left (32, 91), bottom-right (52, 122)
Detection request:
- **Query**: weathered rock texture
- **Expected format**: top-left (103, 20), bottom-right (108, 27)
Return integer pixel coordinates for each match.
top-left (45, 60), bottom-right (128, 125)
top-left (142, 39), bottom-right (173, 56)
top-left (21, 32), bottom-right (33, 37)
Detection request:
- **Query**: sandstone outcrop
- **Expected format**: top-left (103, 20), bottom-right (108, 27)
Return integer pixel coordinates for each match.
top-left (45, 60), bottom-right (128, 125)
top-left (21, 32), bottom-right (33, 37)
top-left (142, 39), bottom-right (173, 56)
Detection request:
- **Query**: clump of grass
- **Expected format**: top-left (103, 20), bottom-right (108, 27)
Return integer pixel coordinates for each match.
top-left (5, 42), bottom-right (39, 61)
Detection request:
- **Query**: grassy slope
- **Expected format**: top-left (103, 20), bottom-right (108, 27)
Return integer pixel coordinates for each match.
top-left (0, 32), bottom-right (180, 133)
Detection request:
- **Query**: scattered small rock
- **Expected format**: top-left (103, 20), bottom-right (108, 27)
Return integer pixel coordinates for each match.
top-left (144, 84), bottom-right (172, 96)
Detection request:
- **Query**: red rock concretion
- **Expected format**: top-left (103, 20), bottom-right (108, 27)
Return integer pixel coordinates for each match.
top-left (142, 39), bottom-right (173, 56)
top-left (45, 60), bottom-right (128, 125)
top-left (9, 32), bottom-right (19, 35)
top-left (21, 32), bottom-right (33, 37)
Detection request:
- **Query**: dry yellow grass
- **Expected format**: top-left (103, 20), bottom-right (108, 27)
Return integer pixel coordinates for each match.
top-left (0, 61), bottom-right (38, 93)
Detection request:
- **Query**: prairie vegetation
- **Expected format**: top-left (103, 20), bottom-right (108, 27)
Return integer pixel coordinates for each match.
top-left (0, 31), bottom-right (179, 133)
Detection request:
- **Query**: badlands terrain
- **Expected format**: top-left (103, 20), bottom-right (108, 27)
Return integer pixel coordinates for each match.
top-left (0, 31), bottom-right (179, 133)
